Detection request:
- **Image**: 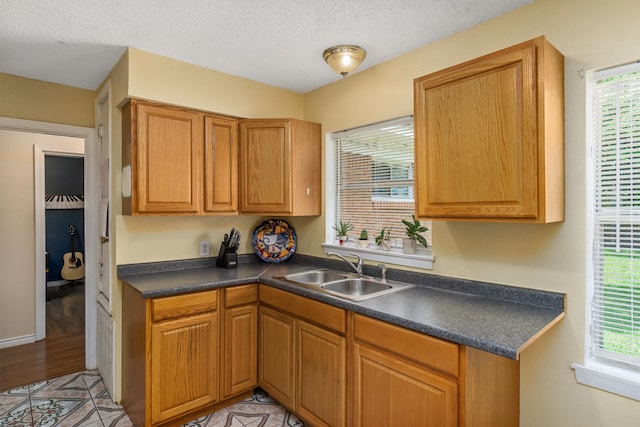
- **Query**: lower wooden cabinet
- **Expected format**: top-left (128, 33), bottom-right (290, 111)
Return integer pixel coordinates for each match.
top-left (150, 312), bottom-right (218, 424)
top-left (221, 284), bottom-right (258, 399)
top-left (259, 306), bottom-right (295, 408)
top-left (122, 282), bottom-right (520, 427)
top-left (297, 320), bottom-right (346, 427)
top-left (122, 285), bottom-right (219, 427)
top-left (259, 285), bottom-right (347, 427)
top-left (353, 344), bottom-right (457, 427)
top-left (352, 313), bottom-right (519, 427)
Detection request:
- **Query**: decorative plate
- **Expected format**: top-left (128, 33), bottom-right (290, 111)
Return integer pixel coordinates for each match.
top-left (252, 219), bottom-right (297, 263)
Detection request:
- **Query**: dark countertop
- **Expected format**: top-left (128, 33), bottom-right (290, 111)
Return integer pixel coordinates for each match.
top-left (118, 254), bottom-right (565, 360)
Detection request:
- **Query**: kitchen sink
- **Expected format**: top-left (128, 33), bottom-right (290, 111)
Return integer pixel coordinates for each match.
top-left (283, 269), bottom-right (349, 285)
top-left (277, 269), bottom-right (413, 301)
top-left (321, 278), bottom-right (392, 295)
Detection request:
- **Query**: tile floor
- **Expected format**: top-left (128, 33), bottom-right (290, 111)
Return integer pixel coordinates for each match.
top-left (0, 370), bottom-right (306, 426)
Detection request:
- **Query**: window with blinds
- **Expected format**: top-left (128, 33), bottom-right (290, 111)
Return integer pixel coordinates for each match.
top-left (331, 117), bottom-right (430, 245)
top-left (590, 62), bottom-right (640, 369)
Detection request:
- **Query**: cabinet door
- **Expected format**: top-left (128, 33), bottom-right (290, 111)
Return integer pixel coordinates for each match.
top-left (239, 120), bottom-right (291, 214)
top-left (297, 321), bottom-right (346, 427)
top-left (353, 344), bottom-right (457, 427)
top-left (150, 312), bottom-right (218, 424)
top-left (222, 304), bottom-right (257, 398)
top-left (414, 37), bottom-right (564, 222)
top-left (204, 115), bottom-right (238, 213)
top-left (258, 306), bottom-right (295, 408)
top-left (135, 102), bottom-right (201, 214)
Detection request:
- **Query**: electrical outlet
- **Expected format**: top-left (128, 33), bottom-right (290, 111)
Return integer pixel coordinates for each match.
top-left (199, 240), bottom-right (210, 257)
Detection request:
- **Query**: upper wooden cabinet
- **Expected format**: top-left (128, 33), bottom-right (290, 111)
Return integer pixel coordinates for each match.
top-left (122, 99), bottom-right (238, 215)
top-left (204, 115), bottom-right (238, 214)
top-left (414, 36), bottom-right (564, 223)
top-left (239, 119), bottom-right (321, 216)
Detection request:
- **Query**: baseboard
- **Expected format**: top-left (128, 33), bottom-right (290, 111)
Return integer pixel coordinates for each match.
top-left (0, 334), bottom-right (36, 349)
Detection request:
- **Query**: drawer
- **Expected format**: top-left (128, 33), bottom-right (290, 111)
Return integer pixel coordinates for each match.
top-left (151, 289), bottom-right (218, 322)
top-left (353, 314), bottom-right (459, 378)
top-left (259, 285), bottom-right (346, 334)
top-left (224, 284), bottom-right (258, 307)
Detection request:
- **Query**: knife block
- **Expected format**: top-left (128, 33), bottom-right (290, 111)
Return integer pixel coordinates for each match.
top-left (216, 242), bottom-right (237, 268)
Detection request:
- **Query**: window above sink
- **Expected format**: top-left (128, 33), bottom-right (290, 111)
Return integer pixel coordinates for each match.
top-left (325, 116), bottom-right (434, 270)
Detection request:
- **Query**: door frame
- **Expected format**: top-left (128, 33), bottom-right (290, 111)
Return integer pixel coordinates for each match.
top-left (0, 116), bottom-right (97, 369)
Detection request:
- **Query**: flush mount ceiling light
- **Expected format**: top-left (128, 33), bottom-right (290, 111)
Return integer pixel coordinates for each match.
top-left (323, 45), bottom-right (367, 77)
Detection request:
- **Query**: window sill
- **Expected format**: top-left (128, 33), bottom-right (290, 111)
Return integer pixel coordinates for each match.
top-left (571, 361), bottom-right (640, 401)
top-left (321, 243), bottom-right (434, 270)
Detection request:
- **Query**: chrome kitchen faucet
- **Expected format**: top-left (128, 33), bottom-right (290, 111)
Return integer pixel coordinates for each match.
top-left (326, 251), bottom-right (363, 275)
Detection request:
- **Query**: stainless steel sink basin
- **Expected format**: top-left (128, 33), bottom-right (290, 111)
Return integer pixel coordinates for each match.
top-left (321, 278), bottom-right (391, 295)
top-left (277, 269), bottom-right (413, 301)
top-left (283, 269), bottom-right (349, 286)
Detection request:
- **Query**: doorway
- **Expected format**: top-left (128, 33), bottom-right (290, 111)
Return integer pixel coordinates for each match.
top-left (44, 154), bottom-right (85, 341)
top-left (0, 117), bottom-right (98, 370)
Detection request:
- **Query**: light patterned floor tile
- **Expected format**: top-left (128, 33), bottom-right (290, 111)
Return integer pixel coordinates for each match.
top-left (30, 372), bottom-right (92, 400)
top-left (0, 385), bottom-right (30, 397)
top-left (182, 408), bottom-right (229, 427)
top-left (81, 370), bottom-right (107, 398)
top-left (102, 410), bottom-right (134, 427)
top-left (0, 372), bottom-right (307, 427)
top-left (0, 397), bottom-right (33, 426)
top-left (257, 407), bottom-right (307, 427)
top-left (30, 397), bottom-right (98, 427)
top-left (100, 411), bottom-right (133, 427)
top-left (93, 396), bottom-right (130, 427)
top-left (0, 393), bottom-right (30, 415)
top-left (225, 402), bottom-right (283, 416)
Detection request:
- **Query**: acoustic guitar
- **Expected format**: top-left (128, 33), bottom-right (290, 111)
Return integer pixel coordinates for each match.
top-left (61, 224), bottom-right (85, 281)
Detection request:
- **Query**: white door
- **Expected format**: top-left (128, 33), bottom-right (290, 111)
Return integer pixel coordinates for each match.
top-left (97, 96), bottom-right (111, 311)
top-left (95, 85), bottom-right (115, 397)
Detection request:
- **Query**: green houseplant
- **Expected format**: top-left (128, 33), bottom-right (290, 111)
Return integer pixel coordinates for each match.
top-left (375, 227), bottom-right (392, 251)
top-left (357, 229), bottom-right (369, 248)
top-left (402, 215), bottom-right (428, 254)
top-left (332, 220), bottom-right (354, 246)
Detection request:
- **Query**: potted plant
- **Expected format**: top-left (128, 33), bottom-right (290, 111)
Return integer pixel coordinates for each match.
top-left (402, 215), bottom-right (428, 254)
top-left (357, 229), bottom-right (369, 248)
top-left (332, 220), bottom-right (354, 246)
top-left (375, 227), bottom-right (392, 251)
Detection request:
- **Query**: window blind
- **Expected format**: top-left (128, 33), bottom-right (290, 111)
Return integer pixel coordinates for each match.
top-left (591, 62), bottom-right (640, 367)
top-left (332, 117), bottom-right (430, 243)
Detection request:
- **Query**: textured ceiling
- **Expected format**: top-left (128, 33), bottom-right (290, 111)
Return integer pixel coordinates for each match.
top-left (0, 0), bottom-right (532, 93)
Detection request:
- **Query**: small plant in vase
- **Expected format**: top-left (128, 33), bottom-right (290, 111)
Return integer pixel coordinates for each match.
top-left (402, 215), bottom-right (428, 254)
top-left (332, 220), bottom-right (354, 246)
top-left (375, 227), bottom-right (392, 251)
top-left (357, 229), bottom-right (369, 248)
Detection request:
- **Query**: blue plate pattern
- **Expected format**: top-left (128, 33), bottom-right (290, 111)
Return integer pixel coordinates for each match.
top-left (252, 219), bottom-right (297, 263)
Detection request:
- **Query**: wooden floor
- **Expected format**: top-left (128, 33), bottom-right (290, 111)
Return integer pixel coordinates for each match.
top-left (0, 283), bottom-right (85, 392)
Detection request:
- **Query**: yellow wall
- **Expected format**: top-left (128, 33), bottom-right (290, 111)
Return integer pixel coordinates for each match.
top-left (0, 73), bottom-right (95, 127)
top-left (302, 0), bottom-right (640, 426)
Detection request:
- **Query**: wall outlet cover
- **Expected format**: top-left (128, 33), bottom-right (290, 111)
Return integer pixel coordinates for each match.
top-left (199, 240), bottom-right (210, 257)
